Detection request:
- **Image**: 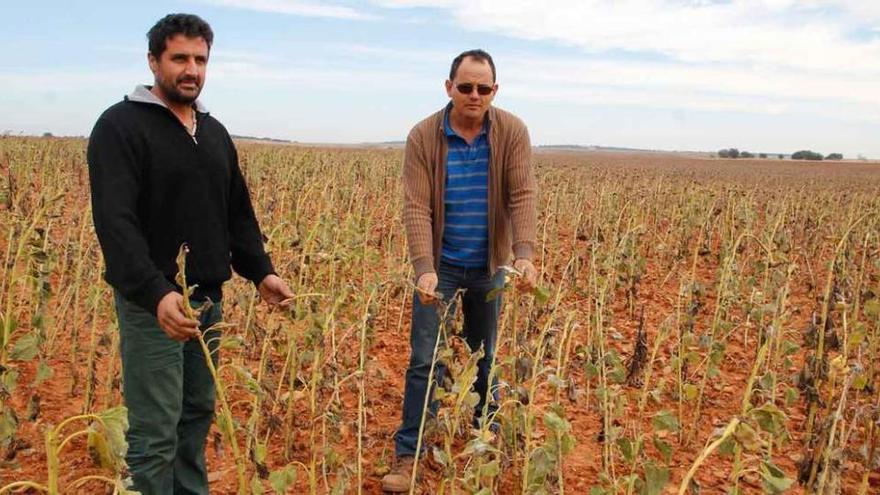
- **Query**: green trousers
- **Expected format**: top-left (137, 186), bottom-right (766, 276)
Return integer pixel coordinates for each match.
top-left (114, 292), bottom-right (222, 495)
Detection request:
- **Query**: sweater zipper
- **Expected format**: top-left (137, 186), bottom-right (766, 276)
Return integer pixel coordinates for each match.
top-left (161, 107), bottom-right (199, 145)
top-left (189, 111), bottom-right (200, 145)
top-left (485, 123), bottom-right (495, 275)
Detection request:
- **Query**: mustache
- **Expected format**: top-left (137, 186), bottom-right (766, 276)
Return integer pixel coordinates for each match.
top-left (177, 76), bottom-right (200, 85)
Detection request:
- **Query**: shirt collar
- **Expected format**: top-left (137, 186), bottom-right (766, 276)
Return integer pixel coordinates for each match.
top-left (443, 104), bottom-right (489, 139)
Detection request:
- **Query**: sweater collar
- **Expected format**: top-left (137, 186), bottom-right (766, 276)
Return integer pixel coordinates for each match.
top-left (127, 84), bottom-right (208, 113)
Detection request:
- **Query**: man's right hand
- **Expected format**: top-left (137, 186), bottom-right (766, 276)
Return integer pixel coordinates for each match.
top-left (415, 272), bottom-right (439, 305)
top-left (156, 292), bottom-right (200, 341)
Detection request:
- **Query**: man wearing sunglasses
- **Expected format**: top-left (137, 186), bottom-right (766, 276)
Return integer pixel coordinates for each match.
top-left (382, 49), bottom-right (538, 492)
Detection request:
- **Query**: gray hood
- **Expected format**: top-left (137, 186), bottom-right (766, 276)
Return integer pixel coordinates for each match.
top-left (127, 85), bottom-right (208, 113)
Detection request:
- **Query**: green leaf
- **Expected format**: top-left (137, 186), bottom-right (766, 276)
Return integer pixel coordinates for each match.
top-left (10, 333), bottom-right (39, 361)
top-left (251, 474), bottom-right (265, 495)
top-left (652, 410), bottom-right (680, 433)
top-left (96, 406), bottom-right (130, 464)
top-left (750, 403), bottom-right (786, 435)
top-left (783, 387), bottom-right (799, 407)
top-left (717, 436), bottom-right (736, 456)
top-left (480, 459), bottom-right (500, 477)
top-left (682, 383), bottom-right (699, 402)
top-left (543, 410), bottom-right (571, 434)
top-left (1, 368), bottom-right (19, 395)
top-left (533, 286), bottom-right (551, 305)
top-left (33, 360), bottom-right (53, 387)
top-left (0, 408), bottom-right (17, 446)
top-left (853, 373), bottom-right (868, 391)
top-left (87, 428), bottom-right (114, 469)
top-left (255, 442), bottom-right (267, 464)
top-left (220, 335), bottom-right (244, 349)
top-left (848, 326), bottom-right (866, 351)
top-left (653, 436), bottom-right (673, 464)
top-left (642, 462), bottom-right (670, 495)
top-left (233, 365), bottom-right (265, 398)
top-left (617, 437), bottom-right (637, 463)
top-left (584, 362), bottom-right (599, 379)
top-left (762, 461), bottom-right (793, 494)
top-left (758, 372), bottom-right (775, 392)
top-left (708, 341), bottom-right (726, 366)
top-left (780, 339), bottom-right (799, 357)
top-left (864, 298), bottom-right (880, 319)
top-left (269, 465), bottom-right (296, 494)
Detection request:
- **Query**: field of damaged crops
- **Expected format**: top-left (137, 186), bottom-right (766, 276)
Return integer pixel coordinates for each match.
top-left (1, 136), bottom-right (878, 494)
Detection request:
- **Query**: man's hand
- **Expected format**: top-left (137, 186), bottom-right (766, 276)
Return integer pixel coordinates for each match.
top-left (415, 272), bottom-right (439, 305)
top-left (513, 259), bottom-right (538, 292)
top-left (258, 274), bottom-right (295, 306)
top-left (157, 292), bottom-right (200, 341)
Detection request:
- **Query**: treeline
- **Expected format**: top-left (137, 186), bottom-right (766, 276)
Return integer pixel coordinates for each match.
top-left (718, 148), bottom-right (773, 159)
top-left (791, 150), bottom-right (843, 161)
top-left (716, 148), bottom-right (844, 161)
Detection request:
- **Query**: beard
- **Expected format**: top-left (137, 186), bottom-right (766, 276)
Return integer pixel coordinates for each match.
top-left (155, 74), bottom-right (202, 104)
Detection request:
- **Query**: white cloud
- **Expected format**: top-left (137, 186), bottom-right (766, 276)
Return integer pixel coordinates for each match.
top-left (831, 0), bottom-right (880, 20)
top-left (368, 2), bottom-right (880, 73)
top-left (199, 0), bottom-right (379, 20)
top-left (437, 1), bottom-right (878, 74)
top-left (500, 56), bottom-right (878, 111)
top-left (363, 1), bottom-right (880, 124)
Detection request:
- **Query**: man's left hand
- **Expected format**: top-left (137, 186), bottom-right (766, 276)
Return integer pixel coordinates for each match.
top-left (258, 274), bottom-right (295, 306)
top-left (513, 259), bottom-right (538, 292)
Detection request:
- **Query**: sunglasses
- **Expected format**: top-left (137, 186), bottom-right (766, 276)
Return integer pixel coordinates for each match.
top-left (455, 83), bottom-right (494, 96)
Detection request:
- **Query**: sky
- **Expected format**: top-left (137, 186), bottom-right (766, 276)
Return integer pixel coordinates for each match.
top-left (1, 0), bottom-right (878, 158)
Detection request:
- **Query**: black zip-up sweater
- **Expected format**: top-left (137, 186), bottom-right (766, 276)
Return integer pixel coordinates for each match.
top-left (87, 88), bottom-right (274, 315)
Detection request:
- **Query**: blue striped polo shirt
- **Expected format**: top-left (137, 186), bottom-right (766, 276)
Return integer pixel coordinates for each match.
top-left (441, 110), bottom-right (490, 267)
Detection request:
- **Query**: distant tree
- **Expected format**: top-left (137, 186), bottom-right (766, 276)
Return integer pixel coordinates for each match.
top-left (718, 149), bottom-right (730, 158)
top-left (792, 150), bottom-right (823, 161)
top-left (759, 153), bottom-right (767, 159)
top-left (740, 151), bottom-right (754, 158)
top-left (778, 154), bottom-right (784, 159)
top-left (858, 154), bottom-right (868, 161)
top-left (825, 153), bottom-right (843, 160)
top-left (729, 148), bottom-right (740, 159)
top-left (42, 132), bottom-right (54, 138)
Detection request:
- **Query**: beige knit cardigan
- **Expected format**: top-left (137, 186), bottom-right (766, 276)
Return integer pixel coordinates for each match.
top-left (402, 104), bottom-right (537, 279)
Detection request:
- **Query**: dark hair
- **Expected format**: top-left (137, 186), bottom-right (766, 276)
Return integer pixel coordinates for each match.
top-left (147, 14), bottom-right (214, 58)
top-left (449, 49), bottom-right (496, 82)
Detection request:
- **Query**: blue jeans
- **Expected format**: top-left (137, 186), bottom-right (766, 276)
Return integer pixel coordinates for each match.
top-left (395, 260), bottom-right (504, 457)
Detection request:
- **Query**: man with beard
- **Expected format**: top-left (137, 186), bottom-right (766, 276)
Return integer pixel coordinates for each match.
top-left (87, 13), bottom-right (293, 494)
